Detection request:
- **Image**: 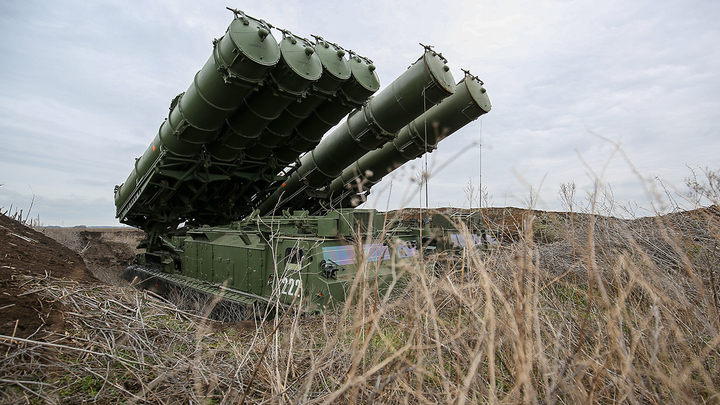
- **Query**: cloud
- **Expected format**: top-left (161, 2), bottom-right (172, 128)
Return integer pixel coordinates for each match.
top-left (1, 0), bottom-right (719, 226)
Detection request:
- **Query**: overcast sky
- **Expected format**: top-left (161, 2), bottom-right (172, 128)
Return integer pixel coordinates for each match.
top-left (1, 0), bottom-right (718, 226)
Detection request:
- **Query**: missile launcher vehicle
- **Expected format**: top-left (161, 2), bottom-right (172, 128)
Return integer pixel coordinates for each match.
top-left (115, 8), bottom-right (491, 313)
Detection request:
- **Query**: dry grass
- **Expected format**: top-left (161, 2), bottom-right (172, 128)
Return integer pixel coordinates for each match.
top-left (3, 179), bottom-right (720, 403)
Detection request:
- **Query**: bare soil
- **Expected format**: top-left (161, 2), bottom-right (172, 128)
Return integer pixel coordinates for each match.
top-left (1, 215), bottom-right (91, 338)
top-left (0, 213), bottom-right (143, 338)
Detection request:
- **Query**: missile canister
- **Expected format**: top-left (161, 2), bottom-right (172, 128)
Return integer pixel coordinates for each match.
top-left (267, 39), bottom-right (352, 138)
top-left (114, 12), bottom-right (280, 211)
top-left (321, 73), bottom-right (492, 209)
top-left (245, 39), bottom-right (353, 159)
top-left (273, 54), bottom-right (380, 164)
top-left (206, 33), bottom-right (323, 161)
top-left (300, 55), bottom-right (381, 134)
top-left (160, 14), bottom-right (281, 156)
top-left (256, 49), bottom-right (456, 215)
top-left (213, 54), bottom-right (377, 215)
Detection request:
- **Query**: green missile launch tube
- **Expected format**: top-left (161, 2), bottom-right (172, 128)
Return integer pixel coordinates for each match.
top-left (322, 73), bottom-right (491, 209)
top-left (245, 39), bottom-right (353, 159)
top-left (215, 49), bottom-right (376, 211)
top-left (206, 33), bottom-right (323, 161)
top-left (114, 11), bottom-right (280, 211)
top-left (160, 14), bottom-right (281, 156)
top-left (257, 49), bottom-right (456, 216)
top-left (273, 54), bottom-right (380, 164)
top-left (267, 39), bottom-right (352, 138)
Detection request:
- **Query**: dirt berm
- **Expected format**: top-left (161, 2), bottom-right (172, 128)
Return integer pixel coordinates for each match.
top-left (0, 214), bottom-right (142, 339)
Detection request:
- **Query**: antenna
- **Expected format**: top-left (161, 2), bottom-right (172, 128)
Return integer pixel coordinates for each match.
top-left (479, 119), bottom-right (482, 209)
top-left (424, 98), bottom-right (429, 212)
top-left (420, 75), bottom-right (430, 260)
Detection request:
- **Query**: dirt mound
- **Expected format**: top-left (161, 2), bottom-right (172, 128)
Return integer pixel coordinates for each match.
top-left (0, 214), bottom-right (97, 338)
top-left (49, 227), bottom-right (143, 285)
top-left (79, 229), bottom-right (138, 269)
